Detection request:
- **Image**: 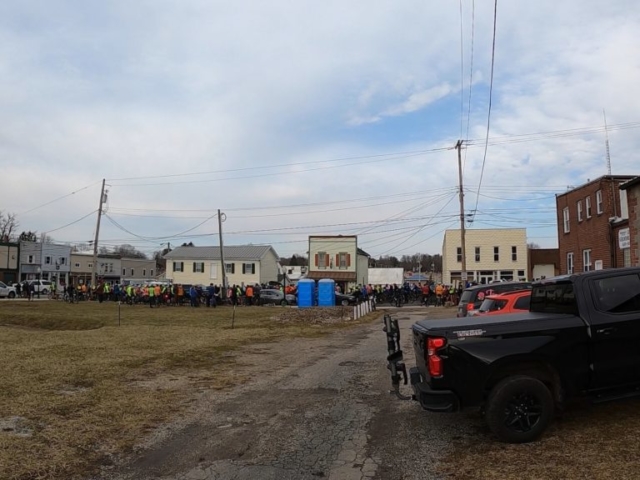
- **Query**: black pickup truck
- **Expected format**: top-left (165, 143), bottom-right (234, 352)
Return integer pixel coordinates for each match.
top-left (385, 267), bottom-right (640, 443)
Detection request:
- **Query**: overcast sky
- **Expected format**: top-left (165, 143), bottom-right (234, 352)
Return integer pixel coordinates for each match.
top-left (1, 1), bottom-right (639, 259)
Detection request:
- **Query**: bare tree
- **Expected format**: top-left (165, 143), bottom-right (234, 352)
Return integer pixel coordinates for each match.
top-left (527, 242), bottom-right (541, 249)
top-left (0, 211), bottom-right (19, 242)
top-left (114, 244), bottom-right (147, 259)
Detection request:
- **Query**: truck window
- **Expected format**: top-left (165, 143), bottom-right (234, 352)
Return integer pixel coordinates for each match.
top-left (592, 274), bottom-right (640, 314)
top-left (530, 283), bottom-right (578, 314)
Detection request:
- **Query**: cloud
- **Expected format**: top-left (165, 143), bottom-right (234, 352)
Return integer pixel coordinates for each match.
top-left (0, 0), bottom-right (639, 258)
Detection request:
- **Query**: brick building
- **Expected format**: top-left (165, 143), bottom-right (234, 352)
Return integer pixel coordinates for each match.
top-left (620, 176), bottom-right (640, 266)
top-left (556, 175), bottom-right (635, 274)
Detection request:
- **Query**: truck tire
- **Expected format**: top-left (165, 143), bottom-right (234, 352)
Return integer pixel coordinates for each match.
top-left (485, 375), bottom-right (554, 444)
top-left (9, 292), bottom-right (15, 298)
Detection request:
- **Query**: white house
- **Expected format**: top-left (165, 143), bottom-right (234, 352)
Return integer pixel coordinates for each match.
top-left (164, 245), bottom-right (280, 286)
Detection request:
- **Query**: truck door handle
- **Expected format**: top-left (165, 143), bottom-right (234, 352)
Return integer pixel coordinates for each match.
top-left (596, 327), bottom-right (617, 335)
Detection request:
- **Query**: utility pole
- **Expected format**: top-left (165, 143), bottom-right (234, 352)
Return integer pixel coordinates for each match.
top-left (218, 209), bottom-right (227, 299)
top-left (456, 140), bottom-right (467, 286)
top-left (91, 179), bottom-right (106, 289)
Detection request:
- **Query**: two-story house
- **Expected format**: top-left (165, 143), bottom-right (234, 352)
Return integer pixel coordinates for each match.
top-left (442, 228), bottom-right (528, 285)
top-left (306, 235), bottom-right (369, 292)
top-left (121, 257), bottom-right (158, 284)
top-left (19, 241), bottom-right (72, 288)
top-left (70, 252), bottom-right (123, 286)
top-left (556, 175), bottom-right (635, 274)
top-left (163, 245), bottom-right (280, 286)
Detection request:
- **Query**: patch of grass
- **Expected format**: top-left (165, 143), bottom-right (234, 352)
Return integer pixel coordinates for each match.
top-left (0, 302), bottom-right (380, 480)
top-left (436, 399), bottom-right (640, 479)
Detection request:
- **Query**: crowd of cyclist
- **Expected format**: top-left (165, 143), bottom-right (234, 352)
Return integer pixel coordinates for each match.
top-left (62, 282), bottom-right (278, 307)
top-left (346, 282), bottom-right (464, 307)
top-left (58, 280), bottom-right (464, 308)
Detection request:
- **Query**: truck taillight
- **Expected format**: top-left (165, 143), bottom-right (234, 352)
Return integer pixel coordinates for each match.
top-left (466, 303), bottom-right (475, 312)
top-left (426, 337), bottom-right (447, 377)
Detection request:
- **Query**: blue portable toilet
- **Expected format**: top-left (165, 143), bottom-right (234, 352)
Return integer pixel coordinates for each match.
top-left (318, 278), bottom-right (336, 307)
top-left (297, 278), bottom-right (315, 308)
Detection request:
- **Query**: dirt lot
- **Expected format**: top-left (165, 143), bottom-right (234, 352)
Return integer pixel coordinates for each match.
top-left (3, 302), bottom-right (640, 480)
top-left (0, 301), bottom-right (371, 480)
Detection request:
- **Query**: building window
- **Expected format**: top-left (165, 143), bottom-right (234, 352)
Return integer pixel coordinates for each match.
top-left (563, 207), bottom-right (570, 233)
top-left (493, 246), bottom-right (499, 262)
top-left (242, 263), bottom-right (256, 275)
top-left (173, 261), bottom-right (184, 272)
top-left (475, 247), bottom-right (480, 262)
top-left (130, 269), bottom-right (134, 276)
top-left (567, 252), bottom-right (574, 274)
top-left (583, 249), bottom-right (592, 272)
top-left (517, 270), bottom-right (526, 279)
top-left (338, 252), bottom-right (349, 268)
top-left (28, 255), bottom-right (34, 264)
top-left (193, 262), bottom-right (204, 273)
top-left (596, 190), bottom-right (603, 214)
top-left (317, 251), bottom-right (327, 268)
top-left (45, 256), bottom-right (51, 265)
top-left (122, 268), bottom-right (126, 276)
top-left (456, 247), bottom-right (462, 263)
top-left (75, 263), bottom-right (81, 268)
top-left (150, 269), bottom-right (154, 277)
top-left (585, 196), bottom-right (592, 218)
top-left (577, 201), bottom-right (583, 222)
top-left (59, 257), bottom-right (66, 265)
top-left (88, 263), bottom-right (93, 268)
top-left (143, 269), bottom-right (147, 276)
top-left (512, 246), bottom-right (517, 261)
top-left (225, 263), bottom-right (235, 274)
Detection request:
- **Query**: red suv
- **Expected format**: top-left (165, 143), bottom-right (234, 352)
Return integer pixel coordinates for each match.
top-left (474, 289), bottom-right (531, 316)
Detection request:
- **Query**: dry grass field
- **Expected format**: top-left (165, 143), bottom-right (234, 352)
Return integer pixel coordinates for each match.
top-left (0, 301), bottom-right (376, 480)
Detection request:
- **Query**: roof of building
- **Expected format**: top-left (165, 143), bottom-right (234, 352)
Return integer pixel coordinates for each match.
top-left (620, 176), bottom-right (640, 191)
top-left (163, 245), bottom-right (278, 261)
top-left (556, 175), bottom-right (637, 197)
top-left (357, 247), bottom-right (370, 257)
top-left (306, 271), bottom-right (357, 281)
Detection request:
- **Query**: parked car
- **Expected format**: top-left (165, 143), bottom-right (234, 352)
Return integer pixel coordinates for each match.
top-left (27, 280), bottom-right (53, 294)
top-left (457, 281), bottom-right (532, 317)
top-left (335, 292), bottom-right (357, 306)
top-left (473, 290), bottom-right (531, 316)
top-left (0, 281), bottom-right (17, 298)
top-left (258, 289), bottom-right (296, 306)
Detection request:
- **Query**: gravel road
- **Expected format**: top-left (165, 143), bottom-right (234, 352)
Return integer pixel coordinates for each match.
top-left (96, 306), bottom-right (478, 480)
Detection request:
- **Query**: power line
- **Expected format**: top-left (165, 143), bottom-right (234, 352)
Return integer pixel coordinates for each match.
top-left (472, 0), bottom-right (498, 220)
top-left (108, 149), bottom-right (450, 187)
top-left (459, 0), bottom-right (465, 138)
top-left (43, 210), bottom-right (98, 235)
top-left (18, 181), bottom-right (101, 216)
top-left (462, 0), bottom-right (475, 175)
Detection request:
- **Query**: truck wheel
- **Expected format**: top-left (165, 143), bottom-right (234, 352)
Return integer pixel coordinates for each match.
top-left (280, 299), bottom-right (288, 306)
top-left (9, 292), bottom-right (15, 298)
top-left (485, 375), bottom-right (554, 444)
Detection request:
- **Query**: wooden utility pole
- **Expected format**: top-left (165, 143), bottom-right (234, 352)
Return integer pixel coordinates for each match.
top-left (91, 179), bottom-right (106, 289)
top-left (218, 209), bottom-right (227, 299)
top-left (456, 141), bottom-right (467, 286)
